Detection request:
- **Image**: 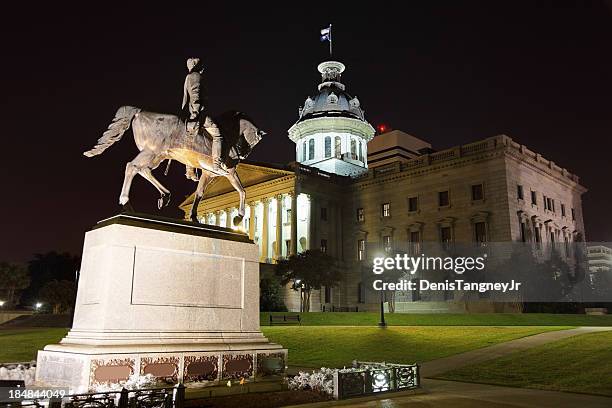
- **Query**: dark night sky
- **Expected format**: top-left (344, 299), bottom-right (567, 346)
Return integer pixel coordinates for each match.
top-left (2, 2), bottom-right (612, 262)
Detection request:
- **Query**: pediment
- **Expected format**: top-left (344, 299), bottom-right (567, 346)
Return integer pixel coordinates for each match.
top-left (180, 162), bottom-right (294, 206)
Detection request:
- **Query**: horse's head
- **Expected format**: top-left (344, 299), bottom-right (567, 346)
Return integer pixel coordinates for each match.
top-left (234, 120), bottom-right (266, 160)
top-left (244, 128), bottom-right (266, 149)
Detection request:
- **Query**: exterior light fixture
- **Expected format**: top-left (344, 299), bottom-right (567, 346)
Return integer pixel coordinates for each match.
top-left (35, 302), bottom-right (43, 309)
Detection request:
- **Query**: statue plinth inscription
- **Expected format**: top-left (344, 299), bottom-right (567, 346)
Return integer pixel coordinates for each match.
top-left (36, 213), bottom-right (286, 392)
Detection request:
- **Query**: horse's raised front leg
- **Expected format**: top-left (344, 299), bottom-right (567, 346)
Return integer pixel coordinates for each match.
top-left (224, 168), bottom-right (246, 226)
top-left (190, 172), bottom-right (214, 222)
top-left (119, 150), bottom-right (157, 207)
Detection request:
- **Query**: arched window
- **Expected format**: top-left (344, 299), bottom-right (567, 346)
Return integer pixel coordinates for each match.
top-left (324, 136), bottom-right (331, 158)
top-left (308, 139), bottom-right (315, 160)
top-left (358, 141), bottom-right (363, 162)
top-left (302, 141), bottom-right (306, 161)
top-left (334, 136), bottom-right (341, 157)
top-left (350, 139), bottom-right (357, 159)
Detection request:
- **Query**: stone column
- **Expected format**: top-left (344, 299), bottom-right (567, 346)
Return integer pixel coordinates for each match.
top-left (215, 210), bottom-right (221, 227)
top-left (226, 208), bottom-right (232, 228)
top-left (276, 194), bottom-right (283, 260)
top-left (309, 195), bottom-right (317, 250)
top-left (290, 192), bottom-right (298, 255)
top-left (248, 202), bottom-right (256, 241)
top-left (261, 198), bottom-right (269, 262)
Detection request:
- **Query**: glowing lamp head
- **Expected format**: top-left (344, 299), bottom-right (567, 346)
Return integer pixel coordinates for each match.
top-left (0, 300), bottom-right (5, 307)
top-left (35, 302), bottom-right (43, 309)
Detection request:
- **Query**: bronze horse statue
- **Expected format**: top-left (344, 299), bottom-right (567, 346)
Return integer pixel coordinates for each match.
top-left (84, 106), bottom-right (265, 225)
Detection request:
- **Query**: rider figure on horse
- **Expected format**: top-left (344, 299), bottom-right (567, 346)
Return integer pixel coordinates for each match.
top-left (182, 57), bottom-right (225, 181)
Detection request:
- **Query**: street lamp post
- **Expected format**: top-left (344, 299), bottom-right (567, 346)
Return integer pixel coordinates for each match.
top-left (378, 289), bottom-right (387, 328)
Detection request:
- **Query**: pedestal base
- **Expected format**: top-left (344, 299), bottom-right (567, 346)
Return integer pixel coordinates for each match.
top-left (37, 344), bottom-right (287, 393)
top-left (35, 213), bottom-right (287, 392)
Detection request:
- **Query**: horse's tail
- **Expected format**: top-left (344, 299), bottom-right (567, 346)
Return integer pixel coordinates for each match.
top-left (83, 106), bottom-right (141, 157)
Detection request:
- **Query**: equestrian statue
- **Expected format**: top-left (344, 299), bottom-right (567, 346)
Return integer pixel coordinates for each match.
top-left (83, 57), bottom-right (265, 226)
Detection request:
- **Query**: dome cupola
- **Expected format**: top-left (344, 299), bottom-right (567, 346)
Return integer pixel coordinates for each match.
top-left (288, 61), bottom-right (375, 177)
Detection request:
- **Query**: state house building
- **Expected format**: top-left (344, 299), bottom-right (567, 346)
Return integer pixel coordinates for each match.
top-left (180, 60), bottom-right (587, 312)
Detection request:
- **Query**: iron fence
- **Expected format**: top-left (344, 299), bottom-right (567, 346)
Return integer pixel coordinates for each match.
top-left (1, 385), bottom-right (185, 408)
top-left (332, 362), bottom-right (419, 400)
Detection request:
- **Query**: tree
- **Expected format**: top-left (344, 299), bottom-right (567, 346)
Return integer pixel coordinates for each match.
top-left (22, 252), bottom-right (80, 306)
top-left (275, 250), bottom-right (343, 312)
top-left (38, 280), bottom-right (77, 314)
top-left (260, 277), bottom-right (288, 312)
top-left (0, 262), bottom-right (30, 307)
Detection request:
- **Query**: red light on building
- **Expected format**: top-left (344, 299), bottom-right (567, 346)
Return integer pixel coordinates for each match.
top-left (377, 124), bottom-right (389, 134)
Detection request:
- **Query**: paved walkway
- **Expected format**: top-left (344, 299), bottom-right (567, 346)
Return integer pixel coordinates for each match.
top-left (287, 326), bottom-right (612, 407)
top-left (421, 326), bottom-right (612, 377)
top-left (288, 379), bottom-right (612, 407)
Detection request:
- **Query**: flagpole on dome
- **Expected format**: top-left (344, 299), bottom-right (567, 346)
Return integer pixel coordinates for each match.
top-left (320, 24), bottom-right (332, 57)
top-left (329, 23), bottom-right (332, 56)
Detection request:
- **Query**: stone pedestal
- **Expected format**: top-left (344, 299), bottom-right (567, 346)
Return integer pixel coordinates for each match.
top-left (36, 213), bottom-right (286, 392)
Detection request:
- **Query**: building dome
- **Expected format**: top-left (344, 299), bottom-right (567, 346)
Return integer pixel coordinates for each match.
top-left (288, 61), bottom-right (375, 177)
top-left (296, 61), bottom-right (366, 122)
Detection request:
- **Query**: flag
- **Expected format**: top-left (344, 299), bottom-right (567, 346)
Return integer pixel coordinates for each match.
top-left (320, 25), bottom-right (331, 42)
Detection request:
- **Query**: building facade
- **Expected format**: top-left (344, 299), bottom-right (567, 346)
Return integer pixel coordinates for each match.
top-left (180, 60), bottom-right (587, 312)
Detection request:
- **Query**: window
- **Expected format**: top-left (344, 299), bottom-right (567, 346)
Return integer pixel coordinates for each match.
top-left (334, 136), bottom-right (341, 157)
top-left (286, 208), bottom-right (291, 222)
top-left (440, 226), bottom-right (452, 249)
top-left (356, 207), bottom-right (365, 222)
top-left (381, 203), bottom-right (391, 217)
top-left (471, 184), bottom-right (484, 201)
top-left (358, 141), bottom-right (363, 162)
top-left (531, 190), bottom-right (537, 205)
top-left (308, 139), bottom-right (315, 160)
top-left (439, 191), bottom-right (450, 207)
top-left (545, 197), bottom-right (554, 212)
top-left (520, 221), bottom-right (527, 243)
top-left (534, 224), bottom-right (542, 249)
top-left (409, 231), bottom-right (421, 255)
top-left (321, 207), bottom-right (327, 221)
top-left (517, 184), bottom-right (524, 200)
top-left (357, 282), bottom-right (365, 303)
top-left (302, 141), bottom-right (306, 161)
top-left (408, 196), bottom-right (418, 212)
top-left (357, 239), bottom-right (366, 261)
top-left (564, 235), bottom-right (570, 257)
top-left (324, 286), bottom-right (331, 303)
top-left (350, 139), bottom-right (357, 159)
top-left (571, 208), bottom-right (576, 221)
top-left (320, 239), bottom-right (328, 253)
top-left (474, 222), bottom-right (487, 245)
top-left (324, 136), bottom-right (331, 158)
top-left (383, 235), bottom-right (392, 253)
top-left (561, 203), bottom-right (566, 217)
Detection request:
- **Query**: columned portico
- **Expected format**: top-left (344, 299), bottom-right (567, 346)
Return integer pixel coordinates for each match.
top-left (290, 192), bottom-right (298, 255)
top-left (261, 198), bottom-right (270, 262)
top-left (275, 194), bottom-right (283, 260)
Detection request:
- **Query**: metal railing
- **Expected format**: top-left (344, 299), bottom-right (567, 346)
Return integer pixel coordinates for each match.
top-left (332, 362), bottom-right (419, 400)
top-left (5, 385), bottom-right (185, 408)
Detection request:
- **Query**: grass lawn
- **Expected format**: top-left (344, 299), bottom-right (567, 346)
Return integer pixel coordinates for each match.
top-left (0, 326), bottom-right (564, 367)
top-left (435, 330), bottom-right (612, 396)
top-left (261, 326), bottom-right (566, 368)
top-left (0, 328), bottom-right (68, 362)
top-left (261, 312), bottom-right (612, 327)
